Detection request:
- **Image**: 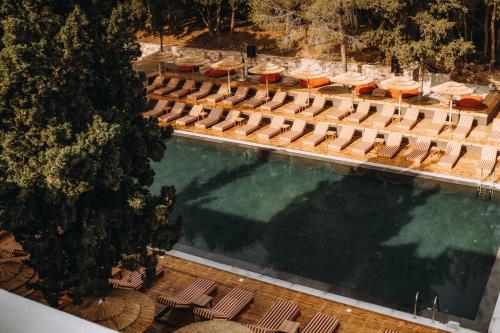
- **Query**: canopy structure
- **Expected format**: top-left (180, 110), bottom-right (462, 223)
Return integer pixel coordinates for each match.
top-left (63, 290), bottom-right (155, 333)
top-left (211, 58), bottom-right (245, 94)
top-left (289, 67), bottom-right (325, 103)
top-left (248, 62), bottom-right (286, 98)
top-left (333, 71), bottom-right (374, 101)
top-left (174, 319), bottom-right (253, 333)
top-left (0, 259), bottom-right (37, 296)
top-left (380, 76), bottom-right (421, 115)
top-left (431, 81), bottom-right (474, 124)
top-left (175, 54), bottom-right (209, 80)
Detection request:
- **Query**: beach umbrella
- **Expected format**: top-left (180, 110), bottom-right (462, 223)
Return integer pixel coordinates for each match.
top-left (211, 58), bottom-right (245, 94)
top-left (0, 259), bottom-right (37, 294)
top-left (248, 62), bottom-right (286, 99)
top-left (64, 290), bottom-right (155, 333)
top-left (380, 76), bottom-right (420, 115)
top-left (175, 54), bottom-right (209, 80)
top-left (431, 81), bottom-right (474, 124)
top-left (289, 67), bottom-right (325, 102)
top-left (174, 319), bottom-right (253, 333)
top-left (333, 71), bottom-right (374, 101)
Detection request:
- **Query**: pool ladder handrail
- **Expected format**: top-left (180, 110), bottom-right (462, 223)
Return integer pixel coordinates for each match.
top-left (477, 168), bottom-right (495, 201)
top-left (413, 291), bottom-right (420, 318)
top-left (432, 296), bottom-right (439, 321)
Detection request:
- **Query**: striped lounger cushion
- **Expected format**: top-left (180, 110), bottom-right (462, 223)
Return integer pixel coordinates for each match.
top-left (111, 265), bottom-right (165, 290)
top-left (302, 312), bottom-right (340, 333)
top-left (245, 300), bottom-right (300, 333)
top-left (383, 330), bottom-right (400, 333)
top-left (0, 245), bottom-right (27, 256)
top-left (157, 277), bottom-right (217, 308)
top-left (193, 287), bottom-right (254, 320)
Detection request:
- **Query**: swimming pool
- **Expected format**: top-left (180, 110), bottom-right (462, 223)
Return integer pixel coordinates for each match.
top-left (151, 136), bottom-right (500, 321)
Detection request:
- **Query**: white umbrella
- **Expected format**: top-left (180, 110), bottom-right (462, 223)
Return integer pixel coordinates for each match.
top-left (175, 54), bottom-right (209, 80)
top-left (380, 76), bottom-right (420, 115)
top-left (431, 81), bottom-right (474, 124)
top-left (248, 62), bottom-right (286, 99)
top-left (289, 67), bottom-right (325, 103)
top-left (211, 58), bottom-right (245, 94)
top-left (333, 71), bottom-right (374, 101)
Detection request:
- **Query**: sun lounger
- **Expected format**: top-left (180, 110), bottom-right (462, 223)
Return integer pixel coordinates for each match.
top-left (206, 84), bottom-right (231, 103)
top-left (260, 91), bottom-right (287, 111)
top-left (141, 99), bottom-right (169, 119)
top-left (245, 300), bottom-right (300, 333)
top-left (346, 101), bottom-right (371, 123)
top-left (351, 128), bottom-right (378, 155)
top-left (406, 136), bottom-right (432, 164)
top-left (437, 141), bottom-right (462, 169)
top-left (195, 108), bottom-right (224, 129)
top-left (221, 86), bottom-right (250, 106)
top-left (258, 116), bottom-right (286, 140)
top-left (378, 132), bottom-right (403, 158)
top-left (329, 125), bottom-right (355, 151)
top-left (282, 92), bottom-right (309, 114)
top-left (453, 114), bottom-right (474, 139)
top-left (242, 89), bottom-right (268, 108)
top-left (476, 146), bottom-right (498, 178)
top-left (212, 110), bottom-right (241, 132)
top-left (303, 122), bottom-right (330, 147)
top-left (176, 105), bottom-right (205, 126)
top-left (0, 245), bottom-right (28, 257)
top-left (302, 312), bottom-right (340, 333)
top-left (302, 96), bottom-right (327, 116)
top-left (396, 108), bottom-right (419, 130)
top-left (109, 265), bottom-right (165, 291)
top-left (193, 287), bottom-right (254, 320)
top-left (373, 104), bottom-right (396, 128)
top-left (157, 102), bottom-right (186, 123)
top-left (327, 99), bottom-right (354, 121)
top-left (235, 113), bottom-right (263, 136)
top-left (187, 82), bottom-right (214, 100)
top-left (488, 118), bottom-right (500, 142)
top-left (383, 330), bottom-right (400, 333)
top-left (424, 109), bottom-right (448, 135)
top-left (170, 80), bottom-right (196, 98)
top-left (146, 75), bottom-right (166, 93)
top-left (154, 77), bottom-right (181, 95)
top-left (279, 119), bottom-right (307, 143)
top-left (156, 277), bottom-right (217, 310)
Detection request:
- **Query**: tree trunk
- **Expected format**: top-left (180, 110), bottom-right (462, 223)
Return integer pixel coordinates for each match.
top-left (159, 20), bottom-right (164, 52)
top-left (230, 1), bottom-right (236, 34)
top-left (340, 36), bottom-right (347, 73)
top-left (215, 0), bottom-right (222, 37)
top-left (484, 5), bottom-right (491, 63)
top-left (490, 1), bottom-right (497, 75)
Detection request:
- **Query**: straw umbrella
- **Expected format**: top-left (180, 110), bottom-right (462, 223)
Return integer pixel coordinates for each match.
top-left (289, 67), bottom-right (325, 103)
top-left (64, 290), bottom-right (155, 333)
top-left (380, 76), bottom-right (421, 115)
top-left (431, 81), bottom-right (474, 124)
top-left (333, 71), bottom-right (374, 101)
top-left (248, 62), bottom-right (286, 99)
top-left (0, 259), bottom-right (37, 293)
top-left (211, 58), bottom-right (245, 94)
top-left (174, 320), bottom-right (253, 333)
top-left (175, 54), bottom-right (209, 81)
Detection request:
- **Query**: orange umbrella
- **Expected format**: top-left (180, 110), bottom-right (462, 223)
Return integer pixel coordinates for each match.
top-left (289, 67), bottom-right (325, 103)
top-left (380, 76), bottom-right (420, 115)
top-left (431, 81), bottom-right (474, 124)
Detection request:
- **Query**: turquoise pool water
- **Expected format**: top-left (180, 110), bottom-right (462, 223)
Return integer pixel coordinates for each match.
top-left (151, 136), bottom-right (500, 320)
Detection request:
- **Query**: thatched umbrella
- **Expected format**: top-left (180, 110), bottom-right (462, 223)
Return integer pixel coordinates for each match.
top-left (175, 54), bottom-right (209, 80)
top-left (333, 71), bottom-right (374, 101)
top-left (64, 290), bottom-right (155, 333)
top-left (174, 320), bottom-right (253, 333)
top-left (211, 58), bottom-right (245, 94)
top-left (248, 62), bottom-right (286, 99)
top-left (289, 67), bottom-right (325, 102)
top-left (0, 259), bottom-right (37, 294)
top-left (380, 76), bottom-right (421, 115)
top-left (431, 81), bottom-right (474, 124)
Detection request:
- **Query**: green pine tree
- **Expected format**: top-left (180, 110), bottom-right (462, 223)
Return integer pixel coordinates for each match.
top-left (0, 1), bottom-right (181, 306)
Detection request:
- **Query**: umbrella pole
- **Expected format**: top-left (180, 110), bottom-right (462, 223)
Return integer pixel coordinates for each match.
top-left (398, 93), bottom-right (402, 116)
top-left (227, 70), bottom-right (231, 94)
top-left (266, 75), bottom-right (269, 100)
top-left (449, 98), bottom-right (453, 125)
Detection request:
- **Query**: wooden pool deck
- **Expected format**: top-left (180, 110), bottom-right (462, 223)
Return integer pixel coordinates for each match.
top-left (145, 254), bottom-right (450, 333)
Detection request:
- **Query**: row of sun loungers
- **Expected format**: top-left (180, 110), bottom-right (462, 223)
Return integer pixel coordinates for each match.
top-left (109, 265), bottom-right (166, 291)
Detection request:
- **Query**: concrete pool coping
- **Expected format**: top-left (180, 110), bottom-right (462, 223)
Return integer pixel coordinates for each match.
top-left (167, 249), bottom-right (478, 333)
top-left (173, 130), bottom-right (499, 191)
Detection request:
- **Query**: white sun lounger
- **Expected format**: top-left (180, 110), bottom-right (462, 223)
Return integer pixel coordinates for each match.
top-left (373, 104), bottom-right (396, 128)
top-left (279, 119), bottom-right (307, 143)
top-left (406, 136), bottom-right (432, 164)
top-left (212, 110), bottom-right (242, 132)
top-left (453, 114), bottom-right (474, 139)
top-left (158, 102), bottom-right (186, 123)
top-left (488, 118), bottom-right (500, 142)
top-left (235, 113), bottom-right (263, 136)
top-left (195, 109), bottom-right (224, 129)
top-left (346, 101), bottom-right (371, 123)
top-left (206, 84), bottom-right (231, 103)
top-left (327, 99), bottom-right (354, 121)
top-left (221, 86), bottom-right (250, 106)
top-left (141, 99), bottom-right (169, 119)
top-left (437, 141), bottom-right (462, 169)
top-left (424, 109), bottom-right (448, 135)
top-left (170, 80), bottom-right (196, 98)
top-left (146, 75), bottom-right (167, 93)
top-left (258, 116), bottom-right (286, 140)
top-left (328, 125), bottom-right (355, 151)
top-left (242, 89), bottom-right (268, 108)
top-left (396, 108), bottom-right (419, 130)
top-left (303, 122), bottom-right (330, 147)
top-left (187, 82), bottom-right (214, 100)
top-left (154, 77), bottom-right (181, 95)
top-left (476, 146), bottom-right (498, 178)
top-left (282, 92), bottom-right (309, 114)
top-left (351, 128), bottom-right (378, 155)
top-left (260, 91), bottom-right (287, 111)
top-left (176, 105), bottom-right (205, 126)
top-left (378, 132), bottom-right (403, 158)
top-left (302, 96), bottom-right (327, 117)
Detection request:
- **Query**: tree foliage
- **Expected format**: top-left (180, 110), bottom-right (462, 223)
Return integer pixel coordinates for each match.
top-left (0, 0), bottom-right (181, 306)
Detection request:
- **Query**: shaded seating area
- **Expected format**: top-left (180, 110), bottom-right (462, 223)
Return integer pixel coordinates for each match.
top-left (244, 300), bottom-right (300, 333)
top-left (193, 287), bottom-right (254, 320)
